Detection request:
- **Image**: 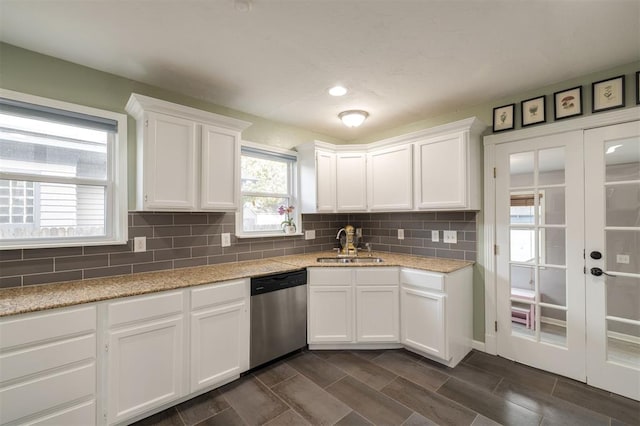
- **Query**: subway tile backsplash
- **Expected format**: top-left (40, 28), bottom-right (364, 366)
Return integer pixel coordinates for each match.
top-left (0, 211), bottom-right (477, 289)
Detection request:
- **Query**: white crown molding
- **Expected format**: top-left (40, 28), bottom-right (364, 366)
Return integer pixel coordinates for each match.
top-left (125, 93), bottom-right (252, 132)
top-left (484, 106), bottom-right (640, 146)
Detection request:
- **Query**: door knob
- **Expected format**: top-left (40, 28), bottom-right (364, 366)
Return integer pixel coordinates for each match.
top-left (590, 267), bottom-right (616, 277)
top-left (590, 251), bottom-right (602, 259)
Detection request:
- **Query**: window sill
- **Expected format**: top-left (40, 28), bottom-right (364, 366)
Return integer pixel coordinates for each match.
top-left (236, 232), bottom-right (303, 239)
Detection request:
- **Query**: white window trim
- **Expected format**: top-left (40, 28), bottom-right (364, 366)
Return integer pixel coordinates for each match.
top-left (235, 141), bottom-right (301, 239)
top-left (0, 88), bottom-right (128, 249)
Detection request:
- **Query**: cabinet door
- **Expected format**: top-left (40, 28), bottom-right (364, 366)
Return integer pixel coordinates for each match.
top-left (308, 286), bottom-right (354, 343)
top-left (316, 149), bottom-right (336, 212)
top-left (367, 145), bottom-right (413, 210)
top-left (414, 132), bottom-right (467, 209)
top-left (190, 300), bottom-right (248, 393)
top-left (143, 112), bottom-right (197, 210)
top-left (336, 153), bottom-right (367, 211)
top-left (200, 125), bottom-right (239, 210)
top-left (356, 286), bottom-right (399, 342)
top-left (401, 287), bottom-right (447, 359)
top-left (107, 316), bottom-right (184, 424)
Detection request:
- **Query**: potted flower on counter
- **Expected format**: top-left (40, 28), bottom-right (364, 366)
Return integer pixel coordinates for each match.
top-left (279, 205), bottom-right (296, 234)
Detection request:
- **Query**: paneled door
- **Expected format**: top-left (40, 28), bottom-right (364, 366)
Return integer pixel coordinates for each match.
top-left (585, 121), bottom-right (640, 401)
top-left (495, 131), bottom-right (586, 381)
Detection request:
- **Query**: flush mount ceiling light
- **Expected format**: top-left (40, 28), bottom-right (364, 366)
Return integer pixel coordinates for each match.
top-left (329, 86), bottom-right (347, 96)
top-left (338, 110), bottom-right (369, 128)
top-left (234, 0), bottom-right (252, 12)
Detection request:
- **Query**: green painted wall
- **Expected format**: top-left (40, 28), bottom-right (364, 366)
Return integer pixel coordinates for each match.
top-left (2, 42), bottom-right (638, 342)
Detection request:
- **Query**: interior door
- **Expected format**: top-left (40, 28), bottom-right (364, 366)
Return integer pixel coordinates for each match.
top-left (585, 121), bottom-right (640, 401)
top-left (495, 131), bottom-right (586, 380)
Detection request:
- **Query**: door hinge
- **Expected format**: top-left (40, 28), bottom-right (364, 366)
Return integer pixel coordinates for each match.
top-left (493, 167), bottom-right (496, 178)
top-left (104, 343), bottom-right (109, 353)
top-left (494, 321), bottom-right (498, 332)
top-left (144, 119), bottom-right (148, 127)
top-left (583, 266), bottom-right (586, 275)
top-left (144, 194), bottom-right (148, 202)
top-left (494, 244), bottom-right (499, 255)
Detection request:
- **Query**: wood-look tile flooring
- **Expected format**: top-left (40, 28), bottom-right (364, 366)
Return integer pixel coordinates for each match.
top-left (132, 349), bottom-right (640, 426)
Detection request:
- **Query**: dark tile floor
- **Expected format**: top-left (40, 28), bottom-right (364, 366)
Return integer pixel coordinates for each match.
top-left (132, 349), bottom-right (640, 426)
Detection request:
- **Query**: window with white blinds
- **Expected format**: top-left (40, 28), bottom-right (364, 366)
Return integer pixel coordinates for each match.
top-left (0, 90), bottom-right (128, 249)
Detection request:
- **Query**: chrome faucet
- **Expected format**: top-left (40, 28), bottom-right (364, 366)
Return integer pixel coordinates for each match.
top-left (336, 227), bottom-right (346, 240)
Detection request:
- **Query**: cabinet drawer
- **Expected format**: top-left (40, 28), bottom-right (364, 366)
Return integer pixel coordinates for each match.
top-left (309, 268), bottom-right (351, 286)
top-left (355, 267), bottom-right (399, 286)
top-left (0, 363), bottom-right (95, 425)
top-left (108, 291), bottom-right (183, 327)
top-left (401, 269), bottom-right (445, 292)
top-left (30, 400), bottom-right (96, 426)
top-left (0, 334), bottom-right (96, 384)
top-left (0, 306), bottom-right (96, 351)
top-left (191, 279), bottom-right (246, 310)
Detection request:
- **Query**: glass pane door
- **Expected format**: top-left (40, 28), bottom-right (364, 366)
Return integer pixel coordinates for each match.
top-left (585, 122), bottom-right (640, 401)
top-left (495, 131), bottom-right (585, 381)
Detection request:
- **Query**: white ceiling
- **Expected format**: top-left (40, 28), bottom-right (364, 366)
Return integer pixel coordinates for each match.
top-left (1, 0), bottom-right (639, 141)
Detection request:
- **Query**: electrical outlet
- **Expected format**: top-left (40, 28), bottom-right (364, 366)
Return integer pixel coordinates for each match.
top-left (443, 230), bottom-right (457, 244)
top-left (134, 236), bottom-right (146, 252)
top-left (397, 229), bottom-right (404, 240)
top-left (356, 228), bottom-right (362, 237)
top-left (431, 230), bottom-right (439, 242)
top-left (617, 254), bottom-right (630, 264)
top-left (221, 233), bottom-right (231, 247)
top-left (305, 230), bottom-right (316, 240)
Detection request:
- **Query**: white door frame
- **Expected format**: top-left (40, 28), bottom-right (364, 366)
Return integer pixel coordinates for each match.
top-left (482, 106), bottom-right (640, 355)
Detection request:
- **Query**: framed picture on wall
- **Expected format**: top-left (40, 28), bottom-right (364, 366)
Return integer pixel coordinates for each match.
top-left (493, 103), bottom-right (515, 132)
top-left (592, 75), bottom-right (625, 113)
top-left (553, 86), bottom-right (582, 120)
top-left (521, 95), bottom-right (546, 127)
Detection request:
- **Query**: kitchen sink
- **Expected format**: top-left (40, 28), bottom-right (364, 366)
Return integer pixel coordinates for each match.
top-left (316, 257), bottom-right (384, 264)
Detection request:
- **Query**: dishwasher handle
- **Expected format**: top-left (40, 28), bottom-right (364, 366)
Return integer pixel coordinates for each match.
top-left (251, 269), bottom-right (307, 296)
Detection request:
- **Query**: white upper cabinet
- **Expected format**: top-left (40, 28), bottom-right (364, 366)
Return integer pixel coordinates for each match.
top-left (336, 152), bottom-right (367, 211)
top-left (126, 94), bottom-right (251, 211)
top-left (315, 149), bottom-right (337, 212)
top-left (413, 118), bottom-right (484, 210)
top-left (296, 117), bottom-right (484, 213)
top-left (367, 144), bottom-right (413, 211)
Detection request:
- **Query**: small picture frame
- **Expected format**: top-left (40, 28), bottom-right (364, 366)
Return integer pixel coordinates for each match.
top-left (493, 103), bottom-right (515, 132)
top-left (554, 86), bottom-right (582, 120)
top-left (592, 75), bottom-right (625, 113)
top-left (636, 71), bottom-right (639, 105)
top-left (521, 95), bottom-right (546, 127)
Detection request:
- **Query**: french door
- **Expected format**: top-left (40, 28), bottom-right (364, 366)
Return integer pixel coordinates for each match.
top-left (495, 121), bottom-right (640, 400)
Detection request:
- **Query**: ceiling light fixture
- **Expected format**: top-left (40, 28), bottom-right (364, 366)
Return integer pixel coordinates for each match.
top-left (339, 110), bottom-right (369, 128)
top-left (329, 86), bottom-right (347, 96)
top-left (234, 0), bottom-right (252, 12)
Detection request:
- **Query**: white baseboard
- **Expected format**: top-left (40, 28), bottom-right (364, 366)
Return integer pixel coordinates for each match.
top-left (471, 340), bottom-right (485, 352)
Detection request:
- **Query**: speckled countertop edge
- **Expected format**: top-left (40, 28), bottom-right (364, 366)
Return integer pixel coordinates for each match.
top-left (0, 252), bottom-right (473, 317)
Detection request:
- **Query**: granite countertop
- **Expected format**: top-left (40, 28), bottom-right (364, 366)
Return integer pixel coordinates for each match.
top-left (0, 252), bottom-right (473, 318)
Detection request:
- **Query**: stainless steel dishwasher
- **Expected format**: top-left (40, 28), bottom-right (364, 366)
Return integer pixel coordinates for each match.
top-left (250, 269), bottom-right (307, 369)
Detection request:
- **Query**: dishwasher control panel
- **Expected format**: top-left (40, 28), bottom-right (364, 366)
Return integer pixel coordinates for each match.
top-left (250, 269), bottom-right (307, 296)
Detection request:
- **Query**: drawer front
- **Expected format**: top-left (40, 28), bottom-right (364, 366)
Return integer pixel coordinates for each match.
top-left (0, 306), bottom-right (96, 351)
top-left (108, 291), bottom-right (183, 328)
top-left (191, 279), bottom-right (246, 311)
top-left (355, 267), bottom-right (399, 286)
top-left (308, 268), bottom-right (352, 286)
top-left (400, 269), bottom-right (445, 292)
top-left (0, 363), bottom-right (95, 425)
top-left (29, 400), bottom-right (96, 426)
top-left (0, 334), bottom-right (96, 384)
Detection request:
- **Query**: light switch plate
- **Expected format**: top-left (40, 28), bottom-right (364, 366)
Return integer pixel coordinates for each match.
top-left (221, 233), bottom-right (231, 247)
top-left (134, 236), bottom-right (146, 252)
top-left (397, 229), bottom-right (405, 240)
top-left (356, 228), bottom-right (362, 237)
top-left (305, 230), bottom-right (316, 240)
top-left (431, 230), bottom-right (439, 242)
top-left (617, 254), bottom-right (630, 264)
top-left (443, 230), bottom-right (457, 244)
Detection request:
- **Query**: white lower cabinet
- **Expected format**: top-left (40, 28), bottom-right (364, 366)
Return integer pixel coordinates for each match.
top-left (400, 267), bottom-right (473, 367)
top-left (0, 306), bottom-right (97, 425)
top-left (106, 292), bottom-right (185, 425)
top-left (189, 280), bottom-right (249, 393)
top-left (308, 267), bottom-right (399, 346)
